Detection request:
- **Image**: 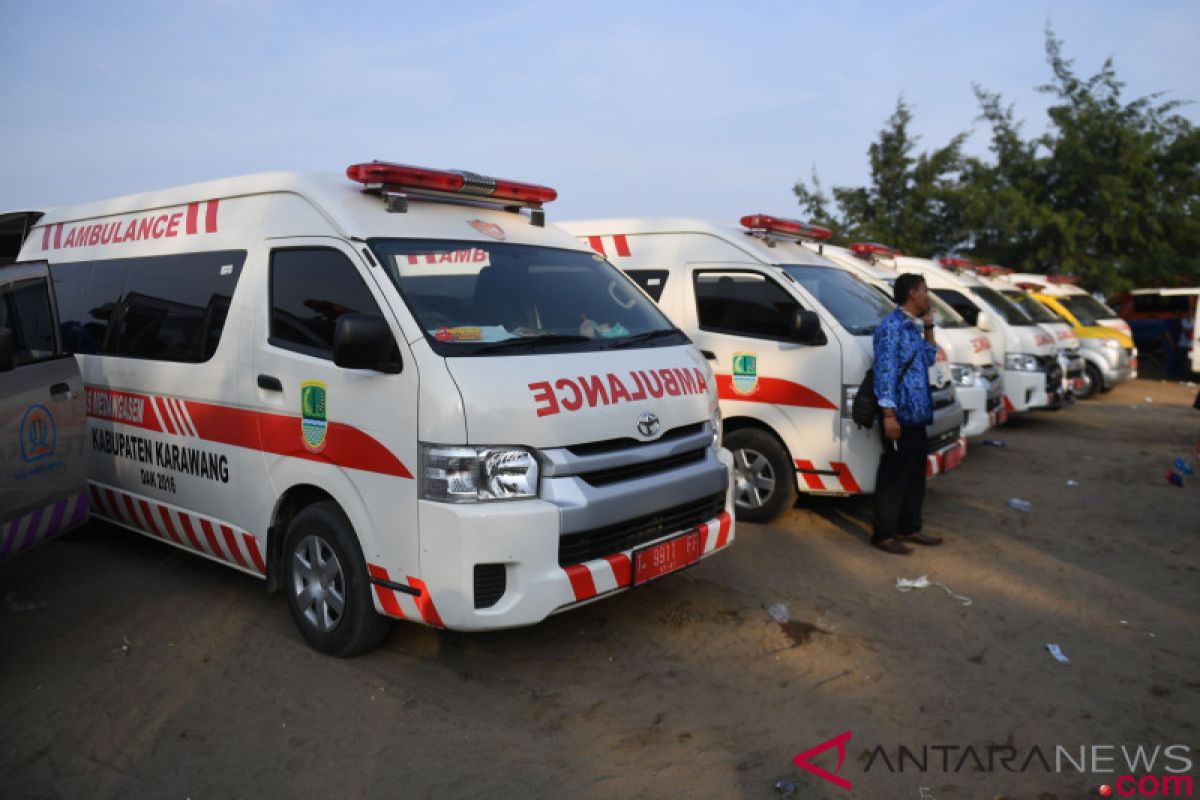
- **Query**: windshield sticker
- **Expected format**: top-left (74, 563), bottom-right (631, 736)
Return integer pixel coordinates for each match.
top-left (397, 247), bottom-right (492, 277)
top-left (431, 325), bottom-right (513, 343)
top-left (732, 353), bottom-right (758, 395)
top-left (468, 220), bottom-right (506, 240)
top-left (580, 318), bottom-right (630, 338)
top-left (300, 381), bottom-right (328, 454)
top-left (528, 367), bottom-right (710, 418)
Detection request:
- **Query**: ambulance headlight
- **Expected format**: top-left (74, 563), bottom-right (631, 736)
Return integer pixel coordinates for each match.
top-left (1004, 353), bottom-right (1040, 372)
top-left (709, 408), bottom-right (722, 449)
top-left (419, 445), bottom-right (539, 502)
top-left (950, 363), bottom-right (978, 387)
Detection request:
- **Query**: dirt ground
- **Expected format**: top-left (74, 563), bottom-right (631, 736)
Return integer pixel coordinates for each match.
top-left (2, 379), bottom-right (1198, 799)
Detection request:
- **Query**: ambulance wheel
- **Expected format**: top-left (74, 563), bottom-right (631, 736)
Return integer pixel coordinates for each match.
top-left (283, 502), bottom-right (392, 657)
top-left (1077, 363), bottom-right (1102, 399)
top-left (726, 428), bottom-right (796, 523)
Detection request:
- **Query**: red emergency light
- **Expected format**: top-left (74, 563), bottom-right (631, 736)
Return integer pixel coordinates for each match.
top-left (740, 214), bottom-right (833, 240)
top-left (975, 264), bottom-right (1015, 276)
top-left (1047, 275), bottom-right (1080, 284)
top-left (1016, 281), bottom-right (1044, 291)
top-left (346, 161), bottom-right (558, 206)
top-left (849, 242), bottom-right (902, 258)
top-left (938, 256), bottom-right (974, 270)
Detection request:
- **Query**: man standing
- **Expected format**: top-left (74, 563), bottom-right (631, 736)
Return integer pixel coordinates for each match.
top-left (871, 273), bottom-right (943, 555)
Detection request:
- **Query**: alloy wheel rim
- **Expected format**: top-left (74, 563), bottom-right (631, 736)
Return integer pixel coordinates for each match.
top-left (291, 534), bottom-right (346, 632)
top-left (733, 447), bottom-right (775, 510)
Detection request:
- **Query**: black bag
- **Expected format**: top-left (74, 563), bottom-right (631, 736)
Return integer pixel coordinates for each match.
top-left (851, 350), bottom-right (920, 428)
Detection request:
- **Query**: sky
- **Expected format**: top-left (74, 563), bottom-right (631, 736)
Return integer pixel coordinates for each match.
top-left (2, 1), bottom-right (1198, 225)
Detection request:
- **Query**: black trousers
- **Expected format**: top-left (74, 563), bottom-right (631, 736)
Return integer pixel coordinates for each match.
top-left (872, 424), bottom-right (927, 543)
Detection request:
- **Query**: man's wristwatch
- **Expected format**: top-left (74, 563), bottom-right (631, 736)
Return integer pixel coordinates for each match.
top-left (923, 321), bottom-right (935, 329)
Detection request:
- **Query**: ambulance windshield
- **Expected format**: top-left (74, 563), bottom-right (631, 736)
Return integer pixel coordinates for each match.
top-left (1001, 290), bottom-right (1064, 324)
top-left (972, 287), bottom-right (1037, 326)
top-left (1059, 294), bottom-right (1119, 323)
top-left (369, 239), bottom-right (686, 355)
top-left (781, 264), bottom-right (895, 335)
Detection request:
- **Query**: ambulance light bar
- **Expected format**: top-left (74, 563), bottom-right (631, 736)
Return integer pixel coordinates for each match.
top-left (740, 214), bottom-right (833, 241)
top-left (1047, 275), bottom-right (1080, 284)
top-left (938, 256), bottom-right (974, 269)
top-left (849, 242), bottom-right (902, 258)
top-left (975, 264), bottom-right (1014, 276)
top-left (346, 162), bottom-right (558, 206)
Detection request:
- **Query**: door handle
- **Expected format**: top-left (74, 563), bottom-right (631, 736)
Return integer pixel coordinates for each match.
top-left (700, 350), bottom-right (717, 361)
top-left (257, 374), bottom-right (283, 391)
top-left (49, 382), bottom-right (71, 396)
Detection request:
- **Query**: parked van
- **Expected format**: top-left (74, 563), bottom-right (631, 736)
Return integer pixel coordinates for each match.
top-left (812, 243), bottom-right (1005, 438)
top-left (1, 217), bottom-right (89, 561)
top-left (14, 163), bottom-right (735, 655)
top-left (560, 215), bottom-right (966, 522)
top-left (981, 272), bottom-right (1086, 399)
top-left (1115, 288), bottom-right (1198, 375)
top-left (892, 257), bottom-right (1061, 414)
top-left (1006, 274), bottom-right (1136, 398)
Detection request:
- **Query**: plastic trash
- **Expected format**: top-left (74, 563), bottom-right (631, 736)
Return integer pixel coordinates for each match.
top-left (895, 575), bottom-right (972, 606)
top-left (1175, 458), bottom-right (1194, 476)
top-left (774, 778), bottom-right (798, 798)
top-left (1045, 643), bottom-right (1070, 664)
top-left (765, 603), bottom-right (790, 625)
top-left (1066, 479), bottom-right (1079, 487)
top-left (1166, 470), bottom-right (1184, 488)
top-left (1007, 498), bottom-right (1033, 512)
top-left (919, 788), bottom-right (936, 800)
top-left (983, 439), bottom-right (1006, 447)
top-left (1144, 397), bottom-right (1154, 403)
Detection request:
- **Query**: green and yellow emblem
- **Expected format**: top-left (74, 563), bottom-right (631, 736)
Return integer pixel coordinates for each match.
top-left (300, 380), bottom-right (328, 453)
top-left (731, 352), bottom-right (758, 395)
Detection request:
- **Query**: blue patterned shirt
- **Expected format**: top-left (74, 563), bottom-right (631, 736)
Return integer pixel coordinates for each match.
top-left (872, 308), bottom-right (937, 426)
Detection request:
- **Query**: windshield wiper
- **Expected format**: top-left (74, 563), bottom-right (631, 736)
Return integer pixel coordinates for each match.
top-left (467, 334), bottom-right (594, 353)
top-left (607, 328), bottom-right (686, 349)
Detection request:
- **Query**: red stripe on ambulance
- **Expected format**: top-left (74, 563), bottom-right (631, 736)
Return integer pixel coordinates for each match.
top-left (366, 565), bottom-right (445, 627)
top-left (89, 481), bottom-right (265, 576)
top-left (715, 375), bottom-right (838, 410)
top-left (562, 510), bottom-right (733, 603)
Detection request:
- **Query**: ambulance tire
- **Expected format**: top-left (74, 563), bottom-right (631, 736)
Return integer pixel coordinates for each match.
top-left (725, 428), bottom-right (797, 524)
top-left (1077, 363), bottom-right (1102, 399)
top-left (283, 502), bottom-right (393, 657)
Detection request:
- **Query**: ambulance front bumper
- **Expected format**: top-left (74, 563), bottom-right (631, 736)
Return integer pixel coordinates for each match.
top-left (957, 384), bottom-right (990, 438)
top-left (1003, 368), bottom-right (1052, 413)
top-left (397, 449), bottom-right (736, 630)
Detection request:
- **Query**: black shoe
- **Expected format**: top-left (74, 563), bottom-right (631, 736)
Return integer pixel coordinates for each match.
top-left (899, 531), bottom-right (943, 546)
top-left (873, 538), bottom-right (913, 555)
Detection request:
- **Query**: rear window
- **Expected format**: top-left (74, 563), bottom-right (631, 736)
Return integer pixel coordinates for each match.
top-left (369, 240), bottom-right (684, 356)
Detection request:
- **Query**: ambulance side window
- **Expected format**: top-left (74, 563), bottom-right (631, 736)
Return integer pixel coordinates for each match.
top-left (269, 248), bottom-right (383, 358)
top-left (695, 271), bottom-right (801, 341)
top-left (932, 289), bottom-right (979, 326)
top-left (0, 277), bottom-right (59, 365)
top-left (624, 270), bottom-right (669, 302)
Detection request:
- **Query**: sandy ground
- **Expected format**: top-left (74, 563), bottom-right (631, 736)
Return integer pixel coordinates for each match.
top-left (2, 379), bottom-right (1198, 799)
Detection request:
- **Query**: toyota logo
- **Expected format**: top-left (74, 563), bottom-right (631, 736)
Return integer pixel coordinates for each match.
top-left (637, 413), bottom-right (661, 438)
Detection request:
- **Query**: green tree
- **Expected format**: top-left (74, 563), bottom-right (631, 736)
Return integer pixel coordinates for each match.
top-left (793, 97), bottom-right (969, 255)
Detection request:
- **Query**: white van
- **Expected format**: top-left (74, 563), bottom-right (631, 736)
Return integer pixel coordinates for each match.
top-left (560, 215), bottom-right (966, 522)
top-left (977, 272), bottom-right (1085, 398)
top-left (892, 257), bottom-right (1062, 414)
top-left (1, 217), bottom-right (90, 561)
top-left (809, 242), bottom-right (1005, 438)
top-left (15, 163), bottom-right (735, 655)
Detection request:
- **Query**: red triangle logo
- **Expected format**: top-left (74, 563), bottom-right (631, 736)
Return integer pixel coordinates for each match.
top-left (793, 730), bottom-right (853, 790)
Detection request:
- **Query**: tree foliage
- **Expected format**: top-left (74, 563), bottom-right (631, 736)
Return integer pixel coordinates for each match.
top-left (794, 28), bottom-right (1200, 294)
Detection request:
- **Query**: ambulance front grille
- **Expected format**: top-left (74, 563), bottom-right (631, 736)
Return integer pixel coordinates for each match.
top-left (558, 491), bottom-right (725, 567)
top-left (564, 422), bottom-right (705, 457)
top-left (579, 448), bottom-right (707, 487)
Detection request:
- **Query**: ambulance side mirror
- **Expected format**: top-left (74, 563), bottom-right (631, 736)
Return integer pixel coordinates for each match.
top-left (975, 311), bottom-right (993, 332)
top-left (0, 328), bottom-right (15, 373)
top-left (333, 313), bottom-right (401, 374)
top-left (790, 309), bottom-right (823, 344)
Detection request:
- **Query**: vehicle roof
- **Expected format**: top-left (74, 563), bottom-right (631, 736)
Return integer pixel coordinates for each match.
top-left (557, 217), bottom-right (832, 267)
top-left (890, 255), bottom-right (986, 288)
top-left (811, 243), bottom-right (897, 281)
top-left (32, 171), bottom-right (584, 250)
top-left (1131, 287), bottom-right (1200, 296)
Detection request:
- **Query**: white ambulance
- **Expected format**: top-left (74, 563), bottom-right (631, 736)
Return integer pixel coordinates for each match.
top-left (14, 163), bottom-right (735, 655)
top-left (977, 270), bottom-right (1086, 398)
top-left (808, 242), bottom-right (1005, 438)
top-left (559, 215), bottom-right (966, 522)
top-left (889, 256), bottom-right (1062, 414)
